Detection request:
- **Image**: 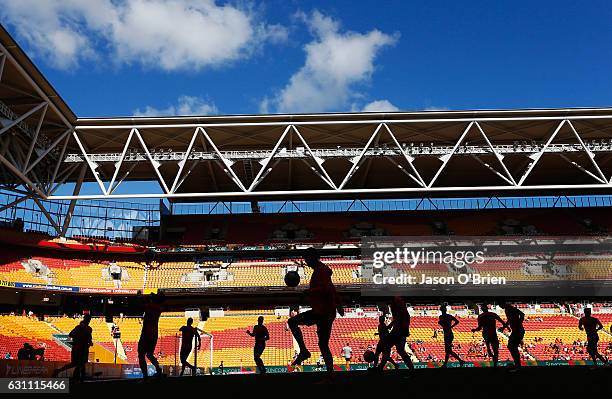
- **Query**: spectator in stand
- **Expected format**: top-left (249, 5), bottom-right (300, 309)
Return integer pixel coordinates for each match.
top-left (4, 352), bottom-right (12, 360)
top-left (17, 344), bottom-right (33, 361)
top-left (218, 361), bottom-right (224, 375)
top-left (316, 355), bottom-right (323, 370)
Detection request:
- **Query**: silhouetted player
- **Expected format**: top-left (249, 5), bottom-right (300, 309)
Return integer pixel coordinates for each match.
top-left (471, 303), bottom-right (504, 367)
top-left (438, 304), bottom-right (464, 367)
top-left (52, 314), bottom-right (93, 380)
top-left (501, 302), bottom-right (525, 370)
top-left (288, 247), bottom-right (344, 375)
top-left (373, 315), bottom-right (397, 369)
top-left (378, 296), bottom-right (414, 371)
top-left (246, 316), bottom-right (270, 374)
top-left (138, 292), bottom-right (164, 379)
top-left (179, 317), bottom-right (201, 376)
top-left (579, 307), bottom-right (608, 367)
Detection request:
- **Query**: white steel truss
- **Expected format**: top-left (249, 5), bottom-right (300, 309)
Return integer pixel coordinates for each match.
top-left (18, 117), bottom-right (608, 201)
top-left (0, 40), bottom-right (75, 231)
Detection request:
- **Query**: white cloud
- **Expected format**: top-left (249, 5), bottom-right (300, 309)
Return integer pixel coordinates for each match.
top-left (133, 95), bottom-right (218, 116)
top-left (263, 10), bottom-right (398, 113)
top-left (362, 100), bottom-right (399, 112)
top-left (1, 0), bottom-right (286, 71)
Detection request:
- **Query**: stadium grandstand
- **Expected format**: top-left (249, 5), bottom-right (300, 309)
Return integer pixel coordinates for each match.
top-left (0, 21), bottom-right (612, 397)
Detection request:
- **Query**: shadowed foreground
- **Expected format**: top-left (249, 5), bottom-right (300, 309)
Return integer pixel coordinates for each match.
top-left (43, 366), bottom-right (612, 398)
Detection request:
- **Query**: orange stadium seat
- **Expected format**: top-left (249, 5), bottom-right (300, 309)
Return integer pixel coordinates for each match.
top-left (3, 305), bottom-right (610, 368)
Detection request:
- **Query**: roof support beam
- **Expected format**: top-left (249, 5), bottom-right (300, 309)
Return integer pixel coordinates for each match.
top-left (248, 125), bottom-right (292, 192)
top-left (518, 120), bottom-right (566, 186)
top-left (47, 182), bottom-right (612, 201)
top-left (24, 127), bottom-right (72, 174)
top-left (0, 101), bottom-right (47, 138)
top-left (428, 122), bottom-right (474, 188)
top-left (339, 124), bottom-right (383, 190)
top-left (23, 103), bottom-right (48, 171)
top-left (60, 163), bottom-right (86, 236)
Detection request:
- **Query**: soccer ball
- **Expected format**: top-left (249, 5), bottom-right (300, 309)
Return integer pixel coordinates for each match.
top-left (363, 350), bottom-right (376, 363)
top-left (284, 271), bottom-right (300, 287)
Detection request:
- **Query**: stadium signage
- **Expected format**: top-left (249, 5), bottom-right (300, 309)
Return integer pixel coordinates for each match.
top-left (79, 287), bottom-right (139, 295)
top-left (2, 362), bottom-right (53, 378)
top-left (15, 283), bottom-right (79, 292)
top-left (207, 359), bottom-right (591, 374)
top-left (1, 281), bottom-right (138, 295)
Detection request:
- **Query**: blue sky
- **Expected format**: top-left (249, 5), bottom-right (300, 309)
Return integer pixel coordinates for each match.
top-left (1, 0), bottom-right (611, 222)
top-left (3, 0), bottom-right (612, 118)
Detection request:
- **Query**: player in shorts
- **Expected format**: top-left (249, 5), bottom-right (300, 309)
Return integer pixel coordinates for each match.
top-left (341, 343), bottom-right (352, 370)
top-left (500, 301), bottom-right (525, 370)
top-left (471, 303), bottom-right (505, 368)
top-left (377, 296), bottom-right (414, 371)
top-left (247, 316), bottom-right (270, 374)
top-left (373, 315), bottom-right (397, 370)
top-left (438, 304), bottom-right (464, 368)
top-left (179, 317), bottom-right (201, 376)
top-left (52, 314), bottom-right (93, 380)
top-left (138, 292), bottom-right (164, 379)
top-left (287, 248), bottom-right (344, 376)
top-left (579, 307), bottom-right (608, 367)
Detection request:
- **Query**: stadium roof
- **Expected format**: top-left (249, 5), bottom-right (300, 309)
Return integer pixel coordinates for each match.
top-left (0, 25), bottom-right (75, 125)
top-left (1, 23), bottom-right (611, 202)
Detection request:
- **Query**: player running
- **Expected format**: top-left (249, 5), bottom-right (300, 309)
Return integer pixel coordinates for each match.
top-left (52, 314), bottom-right (93, 380)
top-left (438, 304), bottom-right (464, 368)
top-left (471, 303), bottom-right (505, 368)
top-left (341, 343), bottom-right (353, 370)
top-left (373, 315), bottom-right (397, 370)
top-left (500, 301), bottom-right (525, 370)
top-left (579, 307), bottom-right (608, 367)
top-left (247, 316), bottom-right (270, 374)
top-left (377, 296), bottom-right (414, 371)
